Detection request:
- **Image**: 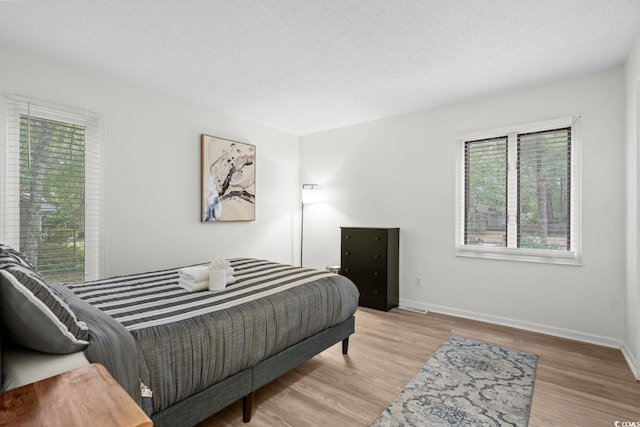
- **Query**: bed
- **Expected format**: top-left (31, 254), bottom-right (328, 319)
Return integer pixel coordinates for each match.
top-left (0, 246), bottom-right (359, 426)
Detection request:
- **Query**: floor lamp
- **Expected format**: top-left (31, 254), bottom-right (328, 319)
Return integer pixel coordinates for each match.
top-left (300, 184), bottom-right (318, 266)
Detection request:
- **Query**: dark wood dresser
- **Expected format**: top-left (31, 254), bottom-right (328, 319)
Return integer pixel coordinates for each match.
top-left (340, 227), bottom-right (399, 311)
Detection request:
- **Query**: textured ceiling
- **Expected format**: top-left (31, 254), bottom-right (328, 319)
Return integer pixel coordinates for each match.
top-left (1, 0), bottom-right (639, 135)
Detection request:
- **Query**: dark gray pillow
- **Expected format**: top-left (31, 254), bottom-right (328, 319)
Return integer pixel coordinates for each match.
top-left (0, 244), bottom-right (37, 270)
top-left (0, 265), bottom-right (89, 354)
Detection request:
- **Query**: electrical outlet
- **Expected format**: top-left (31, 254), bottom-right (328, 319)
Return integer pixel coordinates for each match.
top-left (415, 276), bottom-right (423, 287)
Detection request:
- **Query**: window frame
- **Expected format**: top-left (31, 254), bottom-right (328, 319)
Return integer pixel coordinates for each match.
top-left (455, 115), bottom-right (582, 265)
top-left (0, 93), bottom-right (103, 280)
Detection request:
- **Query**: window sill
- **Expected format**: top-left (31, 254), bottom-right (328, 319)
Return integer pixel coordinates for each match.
top-left (456, 246), bottom-right (581, 266)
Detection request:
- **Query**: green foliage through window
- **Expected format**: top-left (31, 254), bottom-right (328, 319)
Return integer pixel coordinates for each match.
top-left (517, 128), bottom-right (570, 250)
top-left (19, 115), bottom-right (86, 282)
top-left (464, 137), bottom-right (507, 247)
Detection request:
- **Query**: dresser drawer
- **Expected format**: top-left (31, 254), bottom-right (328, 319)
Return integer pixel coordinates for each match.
top-left (342, 227), bottom-right (388, 240)
top-left (341, 264), bottom-right (387, 286)
top-left (342, 228), bottom-right (387, 248)
top-left (342, 228), bottom-right (388, 266)
top-left (341, 269), bottom-right (387, 310)
top-left (342, 248), bottom-right (387, 267)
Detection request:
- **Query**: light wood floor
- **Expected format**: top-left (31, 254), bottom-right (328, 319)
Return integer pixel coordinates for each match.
top-left (198, 307), bottom-right (640, 426)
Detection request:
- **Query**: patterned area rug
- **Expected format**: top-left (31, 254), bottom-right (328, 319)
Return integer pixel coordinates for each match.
top-left (371, 336), bottom-right (538, 427)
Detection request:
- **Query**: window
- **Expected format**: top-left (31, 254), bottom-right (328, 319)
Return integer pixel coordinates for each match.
top-left (1, 93), bottom-right (102, 282)
top-left (456, 116), bottom-right (581, 264)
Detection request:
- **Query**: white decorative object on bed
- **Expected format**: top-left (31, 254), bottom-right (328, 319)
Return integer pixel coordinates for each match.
top-left (207, 258), bottom-right (230, 290)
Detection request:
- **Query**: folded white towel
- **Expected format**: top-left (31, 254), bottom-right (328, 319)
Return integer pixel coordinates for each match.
top-left (178, 265), bottom-right (209, 282)
top-left (226, 275), bottom-right (236, 285)
top-left (178, 279), bottom-right (208, 292)
top-left (227, 266), bottom-right (234, 276)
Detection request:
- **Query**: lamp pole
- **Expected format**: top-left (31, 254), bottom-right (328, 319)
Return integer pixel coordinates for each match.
top-left (300, 184), bottom-right (318, 267)
top-left (300, 200), bottom-right (305, 267)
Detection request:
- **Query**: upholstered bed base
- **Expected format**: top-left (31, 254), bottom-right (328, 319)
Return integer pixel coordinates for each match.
top-left (151, 316), bottom-right (355, 426)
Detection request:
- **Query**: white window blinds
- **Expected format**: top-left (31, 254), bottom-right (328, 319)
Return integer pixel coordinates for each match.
top-left (1, 93), bottom-right (102, 282)
top-left (464, 136), bottom-right (508, 247)
top-left (457, 116), bottom-right (581, 264)
top-left (517, 128), bottom-right (571, 251)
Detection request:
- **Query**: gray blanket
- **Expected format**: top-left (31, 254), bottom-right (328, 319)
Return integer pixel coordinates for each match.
top-left (50, 282), bottom-right (142, 406)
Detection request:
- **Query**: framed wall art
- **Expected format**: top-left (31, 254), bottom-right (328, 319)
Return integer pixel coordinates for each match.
top-left (201, 134), bottom-right (256, 222)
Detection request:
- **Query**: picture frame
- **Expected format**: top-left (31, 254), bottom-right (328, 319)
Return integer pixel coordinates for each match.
top-left (201, 134), bottom-right (256, 222)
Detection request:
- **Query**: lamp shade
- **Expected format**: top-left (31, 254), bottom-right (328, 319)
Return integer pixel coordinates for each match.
top-left (302, 184), bottom-right (323, 204)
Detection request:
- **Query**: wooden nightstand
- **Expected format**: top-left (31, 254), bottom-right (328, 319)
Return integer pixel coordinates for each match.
top-left (0, 363), bottom-right (152, 426)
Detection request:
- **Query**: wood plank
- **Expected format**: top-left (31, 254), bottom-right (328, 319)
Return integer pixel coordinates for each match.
top-left (0, 363), bottom-right (152, 427)
top-left (198, 308), bottom-right (640, 426)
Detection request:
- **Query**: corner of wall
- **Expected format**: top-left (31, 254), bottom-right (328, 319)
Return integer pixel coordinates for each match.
top-left (621, 344), bottom-right (640, 381)
top-left (624, 33), bottom-right (640, 382)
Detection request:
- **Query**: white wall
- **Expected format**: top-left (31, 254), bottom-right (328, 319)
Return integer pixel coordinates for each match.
top-left (0, 43), bottom-right (301, 276)
top-left (300, 68), bottom-right (626, 347)
top-left (624, 35), bottom-right (640, 379)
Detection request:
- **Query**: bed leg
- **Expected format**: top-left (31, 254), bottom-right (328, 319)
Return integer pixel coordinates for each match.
top-left (342, 337), bottom-right (349, 355)
top-left (242, 392), bottom-right (254, 422)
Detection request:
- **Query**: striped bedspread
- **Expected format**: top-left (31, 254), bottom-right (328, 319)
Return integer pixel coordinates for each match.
top-left (66, 259), bottom-right (360, 415)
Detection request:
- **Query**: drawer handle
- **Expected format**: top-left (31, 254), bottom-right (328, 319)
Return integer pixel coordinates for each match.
top-left (374, 254), bottom-right (380, 259)
top-left (344, 251), bottom-right (350, 256)
top-left (373, 289), bottom-right (379, 294)
top-left (344, 267), bottom-right (349, 273)
top-left (375, 236), bottom-right (380, 241)
top-left (374, 272), bottom-right (379, 277)
top-left (345, 235), bottom-right (351, 239)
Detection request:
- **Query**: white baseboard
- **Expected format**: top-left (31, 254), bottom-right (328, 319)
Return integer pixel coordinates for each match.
top-left (399, 298), bottom-right (623, 349)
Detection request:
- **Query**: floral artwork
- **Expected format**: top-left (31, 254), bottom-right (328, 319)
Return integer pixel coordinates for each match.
top-left (201, 135), bottom-right (255, 222)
